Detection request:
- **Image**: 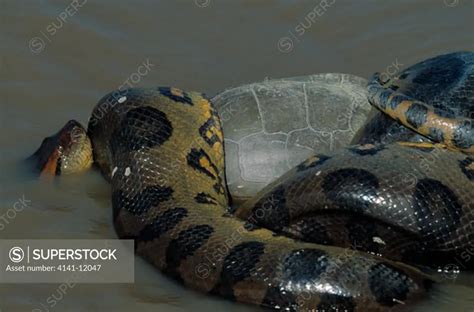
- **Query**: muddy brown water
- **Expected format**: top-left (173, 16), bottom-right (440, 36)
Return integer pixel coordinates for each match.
top-left (1, 1), bottom-right (473, 311)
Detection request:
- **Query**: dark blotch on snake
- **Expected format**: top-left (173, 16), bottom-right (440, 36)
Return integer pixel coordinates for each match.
top-left (262, 286), bottom-right (298, 312)
top-left (368, 262), bottom-right (413, 306)
top-left (111, 106), bottom-right (173, 154)
top-left (139, 207), bottom-right (188, 241)
top-left (405, 102), bottom-right (428, 129)
top-left (243, 221), bottom-right (261, 231)
top-left (112, 185), bottom-right (173, 218)
top-left (249, 185), bottom-right (289, 231)
top-left (346, 215), bottom-right (380, 254)
top-left (389, 85), bottom-right (400, 91)
top-left (213, 182), bottom-right (226, 195)
top-left (262, 249), bottom-right (329, 311)
top-left (317, 294), bottom-right (355, 312)
top-left (412, 56), bottom-right (464, 87)
top-left (199, 116), bottom-right (222, 147)
top-left (211, 241), bottom-right (265, 299)
top-left (459, 157), bottom-right (474, 181)
top-left (428, 127), bottom-right (445, 143)
top-left (157, 87), bottom-right (194, 105)
top-left (187, 148), bottom-right (218, 180)
top-left (290, 219), bottom-right (333, 245)
top-left (194, 192), bottom-right (218, 205)
top-left (452, 120), bottom-right (474, 149)
top-left (322, 168), bottom-right (380, 212)
top-left (413, 178), bottom-right (463, 237)
top-left (186, 149), bottom-right (225, 197)
top-left (165, 225), bottom-right (214, 280)
top-left (280, 249), bottom-right (329, 285)
top-left (389, 95), bottom-right (407, 110)
top-left (374, 89), bottom-right (392, 109)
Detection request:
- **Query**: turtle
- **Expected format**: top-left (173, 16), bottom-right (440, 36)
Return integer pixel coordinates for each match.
top-left (211, 73), bottom-right (372, 200)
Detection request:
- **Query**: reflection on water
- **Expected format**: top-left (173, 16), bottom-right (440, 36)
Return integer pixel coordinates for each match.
top-left (1, 0), bottom-right (473, 311)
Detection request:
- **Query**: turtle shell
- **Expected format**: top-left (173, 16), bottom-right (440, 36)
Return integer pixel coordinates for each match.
top-left (212, 73), bottom-right (372, 200)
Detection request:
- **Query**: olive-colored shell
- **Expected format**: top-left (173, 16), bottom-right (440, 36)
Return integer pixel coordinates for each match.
top-left (212, 73), bottom-right (372, 199)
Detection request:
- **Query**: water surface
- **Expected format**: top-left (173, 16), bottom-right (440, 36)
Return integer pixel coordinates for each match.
top-left (1, 1), bottom-right (473, 311)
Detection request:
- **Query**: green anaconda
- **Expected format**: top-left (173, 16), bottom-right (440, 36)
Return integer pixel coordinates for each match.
top-left (28, 51), bottom-right (473, 311)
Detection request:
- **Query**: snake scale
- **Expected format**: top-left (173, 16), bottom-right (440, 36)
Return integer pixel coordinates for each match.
top-left (29, 51), bottom-right (473, 311)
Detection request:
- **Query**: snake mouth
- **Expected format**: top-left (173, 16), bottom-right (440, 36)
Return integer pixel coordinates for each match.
top-left (27, 120), bottom-right (92, 177)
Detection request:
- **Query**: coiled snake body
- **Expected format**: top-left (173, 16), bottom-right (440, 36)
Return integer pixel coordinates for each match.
top-left (31, 52), bottom-right (473, 311)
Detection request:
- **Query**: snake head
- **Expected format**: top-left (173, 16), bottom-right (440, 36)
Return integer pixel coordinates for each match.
top-left (27, 120), bottom-right (93, 177)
